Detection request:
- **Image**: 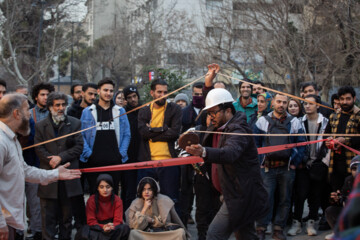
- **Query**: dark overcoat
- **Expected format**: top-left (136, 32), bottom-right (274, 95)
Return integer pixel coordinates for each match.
top-left (35, 115), bottom-right (83, 199)
top-left (202, 111), bottom-right (269, 231)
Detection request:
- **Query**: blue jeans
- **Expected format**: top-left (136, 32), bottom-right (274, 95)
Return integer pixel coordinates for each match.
top-left (257, 166), bottom-right (295, 230)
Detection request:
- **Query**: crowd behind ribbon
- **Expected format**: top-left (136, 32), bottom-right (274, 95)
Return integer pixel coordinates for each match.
top-left (0, 62), bottom-right (359, 240)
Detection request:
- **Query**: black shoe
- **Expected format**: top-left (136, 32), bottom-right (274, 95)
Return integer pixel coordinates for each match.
top-left (256, 229), bottom-right (266, 240)
top-left (272, 230), bottom-right (287, 240)
top-left (15, 232), bottom-right (24, 240)
top-left (318, 216), bottom-right (331, 230)
top-left (25, 232), bottom-right (42, 240)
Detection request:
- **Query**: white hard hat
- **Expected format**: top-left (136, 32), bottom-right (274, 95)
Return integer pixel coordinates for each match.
top-left (204, 88), bottom-right (234, 110)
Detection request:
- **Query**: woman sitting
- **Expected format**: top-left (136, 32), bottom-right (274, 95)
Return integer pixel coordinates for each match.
top-left (126, 177), bottom-right (188, 240)
top-left (77, 174), bottom-right (129, 240)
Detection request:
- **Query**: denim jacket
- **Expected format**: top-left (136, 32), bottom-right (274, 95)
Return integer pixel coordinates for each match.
top-left (80, 104), bottom-right (131, 163)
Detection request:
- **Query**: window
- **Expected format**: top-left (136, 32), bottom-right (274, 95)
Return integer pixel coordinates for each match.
top-left (289, 3), bottom-right (303, 14)
top-left (206, 27), bottom-right (222, 38)
top-left (233, 2), bottom-right (252, 11)
top-left (206, 0), bottom-right (223, 9)
top-left (233, 29), bottom-right (253, 42)
top-left (167, 53), bottom-right (194, 65)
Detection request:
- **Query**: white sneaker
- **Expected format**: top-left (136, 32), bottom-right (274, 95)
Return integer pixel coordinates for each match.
top-left (325, 232), bottom-right (334, 240)
top-left (287, 219), bottom-right (301, 236)
top-left (306, 219), bottom-right (317, 236)
top-left (265, 223), bottom-right (272, 235)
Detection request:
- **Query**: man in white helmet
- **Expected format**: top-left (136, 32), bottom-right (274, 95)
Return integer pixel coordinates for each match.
top-left (186, 88), bottom-right (269, 240)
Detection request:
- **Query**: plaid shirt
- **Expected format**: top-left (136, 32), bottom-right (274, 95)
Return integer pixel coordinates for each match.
top-left (328, 106), bottom-right (360, 174)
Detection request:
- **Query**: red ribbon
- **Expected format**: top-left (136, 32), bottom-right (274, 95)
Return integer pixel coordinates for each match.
top-left (332, 139), bottom-right (360, 155)
top-left (80, 156), bottom-right (204, 173)
top-left (257, 139), bottom-right (327, 155)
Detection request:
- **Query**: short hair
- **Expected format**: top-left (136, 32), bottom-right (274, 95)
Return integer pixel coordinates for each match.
top-left (98, 78), bottom-right (115, 89)
top-left (82, 83), bottom-right (98, 92)
top-left (136, 178), bottom-right (159, 198)
top-left (338, 86), bottom-right (356, 98)
top-left (274, 93), bottom-right (288, 101)
top-left (331, 93), bottom-right (339, 108)
top-left (301, 82), bottom-right (318, 92)
top-left (0, 93), bottom-right (27, 118)
top-left (192, 82), bottom-right (204, 90)
top-left (31, 82), bottom-right (55, 102)
top-left (0, 79), bottom-right (6, 88)
top-left (219, 102), bottom-right (236, 115)
top-left (46, 92), bottom-right (68, 109)
top-left (253, 80), bottom-right (265, 87)
top-left (70, 84), bottom-right (82, 94)
top-left (150, 79), bottom-right (168, 91)
top-left (238, 79), bottom-right (253, 91)
top-left (15, 85), bottom-right (27, 91)
top-left (304, 94), bottom-right (321, 104)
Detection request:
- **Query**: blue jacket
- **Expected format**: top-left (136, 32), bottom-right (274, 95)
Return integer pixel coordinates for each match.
top-left (253, 111), bottom-right (306, 167)
top-left (80, 104), bottom-right (131, 163)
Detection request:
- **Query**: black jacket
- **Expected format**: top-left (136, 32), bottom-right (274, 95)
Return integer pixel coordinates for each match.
top-left (66, 100), bottom-right (84, 119)
top-left (137, 102), bottom-right (182, 161)
top-left (125, 104), bottom-right (141, 163)
top-left (35, 115), bottom-right (84, 199)
top-left (202, 111), bottom-right (269, 230)
top-left (181, 102), bottom-right (203, 133)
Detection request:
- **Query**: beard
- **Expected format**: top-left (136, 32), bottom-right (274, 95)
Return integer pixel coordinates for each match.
top-left (155, 98), bottom-right (166, 106)
top-left (50, 108), bottom-right (65, 123)
top-left (341, 102), bottom-right (355, 112)
top-left (18, 115), bottom-right (30, 136)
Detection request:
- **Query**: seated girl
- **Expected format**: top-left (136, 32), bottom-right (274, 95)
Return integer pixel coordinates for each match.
top-left (126, 177), bottom-right (188, 240)
top-left (77, 174), bottom-right (129, 240)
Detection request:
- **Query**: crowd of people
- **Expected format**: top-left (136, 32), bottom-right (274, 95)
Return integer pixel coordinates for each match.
top-left (0, 62), bottom-right (360, 240)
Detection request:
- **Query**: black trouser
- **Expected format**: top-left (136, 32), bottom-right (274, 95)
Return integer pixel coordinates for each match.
top-left (120, 169), bottom-right (138, 212)
top-left (194, 172), bottom-right (221, 240)
top-left (325, 205), bottom-right (343, 229)
top-left (75, 224), bottom-right (130, 240)
top-left (293, 168), bottom-right (322, 221)
top-left (180, 165), bottom-right (195, 228)
top-left (86, 171), bottom-right (121, 195)
top-left (40, 182), bottom-right (73, 240)
top-left (70, 195), bottom-right (87, 230)
top-left (330, 159), bottom-right (350, 192)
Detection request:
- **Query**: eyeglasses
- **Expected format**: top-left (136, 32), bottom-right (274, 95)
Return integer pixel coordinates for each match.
top-left (207, 109), bottom-right (223, 118)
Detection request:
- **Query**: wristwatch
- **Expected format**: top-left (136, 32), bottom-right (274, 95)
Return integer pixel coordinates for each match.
top-left (201, 147), bottom-right (206, 158)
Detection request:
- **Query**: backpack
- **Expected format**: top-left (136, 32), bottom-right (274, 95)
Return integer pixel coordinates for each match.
top-left (264, 115), bottom-right (294, 162)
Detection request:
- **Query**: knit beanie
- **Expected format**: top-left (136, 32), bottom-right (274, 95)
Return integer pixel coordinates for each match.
top-left (123, 85), bottom-right (140, 99)
top-left (350, 155), bottom-right (360, 169)
top-left (174, 93), bottom-right (189, 106)
top-left (96, 174), bottom-right (114, 188)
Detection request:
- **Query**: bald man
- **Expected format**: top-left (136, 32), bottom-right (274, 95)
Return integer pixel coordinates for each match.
top-left (0, 94), bottom-right (81, 240)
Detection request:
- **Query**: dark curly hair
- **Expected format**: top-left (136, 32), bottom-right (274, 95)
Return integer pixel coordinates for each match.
top-left (31, 82), bottom-right (55, 103)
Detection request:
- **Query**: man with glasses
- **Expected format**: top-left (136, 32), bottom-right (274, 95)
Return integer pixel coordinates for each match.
top-left (186, 88), bottom-right (269, 240)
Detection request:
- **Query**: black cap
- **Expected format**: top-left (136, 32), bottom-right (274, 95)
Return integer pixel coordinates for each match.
top-left (123, 85), bottom-right (139, 99)
top-left (96, 174), bottom-right (114, 188)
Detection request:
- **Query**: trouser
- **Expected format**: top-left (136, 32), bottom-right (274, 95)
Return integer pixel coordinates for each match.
top-left (180, 165), bottom-right (195, 228)
top-left (121, 169), bottom-right (138, 212)
top-left (194, 172), bottom-right (221, 240)
top-left (330, 159), bottom-right (350, 191)
top-left (325, 206), bottom-right (343, 229)
top-left (70, 195), bottom-right (87, 230)
top-left (25, 182), bottom-right (42, 233)
top-left (40, 182), bottom-right (73, 240)
top-left (293, 168), bottom-right (322, 221)
top-left (257, 166), bottom-right (295, 230)
top-left (87, 171), bottom-right (121, 195)
top-left (137, 166), bottom-right (180, 213)
top-left (207, 202), bottom-right (258, 240)
top-left (8, 225), bottom-right (16, 240)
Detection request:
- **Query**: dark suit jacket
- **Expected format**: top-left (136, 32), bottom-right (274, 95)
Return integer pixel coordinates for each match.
top-left (35, 115), bottom-right (84, 199)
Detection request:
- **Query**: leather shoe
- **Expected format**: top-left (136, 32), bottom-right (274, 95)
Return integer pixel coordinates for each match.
top-left (256, 229), bottom-right (266, 240)
top-left (272, 229), bottom-right (287, 240)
